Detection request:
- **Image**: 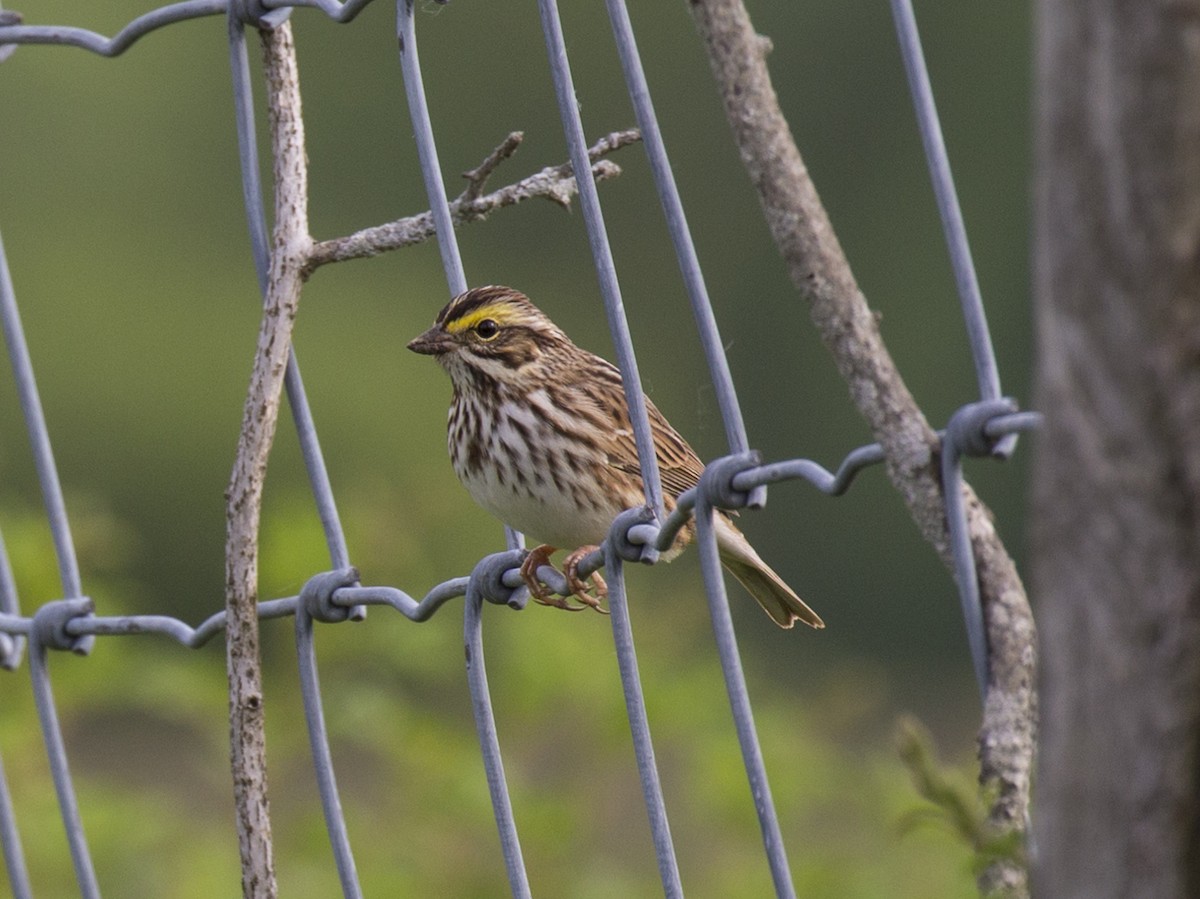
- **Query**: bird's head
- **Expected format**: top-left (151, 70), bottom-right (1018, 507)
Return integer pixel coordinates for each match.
top-left (408, 285), bottom-right (572, 389)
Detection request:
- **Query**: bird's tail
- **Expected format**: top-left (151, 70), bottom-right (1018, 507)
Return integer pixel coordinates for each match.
top-left (715, 517), bottom-right (824, 630)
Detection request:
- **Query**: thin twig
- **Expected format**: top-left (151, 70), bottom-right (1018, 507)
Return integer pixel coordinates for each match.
top-left (461, 130), bottom-right (525, 202)
top-left (687, 2), bottom-right (1036, 895)
top-left (225, 20), bottom-right (311, 899)
top-left (304, 128), bottom-right (640, 273)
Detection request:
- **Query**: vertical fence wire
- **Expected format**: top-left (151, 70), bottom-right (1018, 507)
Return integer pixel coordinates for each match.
top-left (395, 2), bottom-right (531, 886)
top-left (1, 228), bottom-right (101, 896)
top-left (283, 351), bottom-right (363, 618)
top-left (0, 531), bottom-right (30, 899)
top-left (603, 0), bottom-right (763, 511)
top-left (295, 604), bottom-right (363, 899)
top-left (227, 14), bottom-right (363, 891)
top-left (695, 482), bottom-right (795, 898)
top-left (464, 561), bottom-right (532, 899)
top-left (0, 233), bottom-right (28, 899)
top-left (536, 0), bottom-right (666, 524)
top-left (535, 5), bottom-right (722, 893)
top-left (0, 230), bottom-right (82, 601)
top-left (888, 0), bottom-right (1000, 406)
top-left (603, 547), bottom-right (684, 898)
top-left (27, 626), bottom-right (99, 899)
top-left (941, 420), bottom-right (987, 695)
top-left (888, 0), bottom-right (1018, 698)
top-left (0, 747), bottom-right (31, 899)
top-left (396, 0), bottom-right (467, 299)
top-left (542, 3), bottom-right (800, 891)
top-left (396, 0), bottom-right (522, 558)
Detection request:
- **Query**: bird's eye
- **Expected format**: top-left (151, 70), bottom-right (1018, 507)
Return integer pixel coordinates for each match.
top-left (475, 319), bottom-right (500, 340)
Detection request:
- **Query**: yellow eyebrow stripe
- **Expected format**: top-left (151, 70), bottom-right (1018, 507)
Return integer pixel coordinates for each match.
top-left (445, 304), bottom-right (522, 334)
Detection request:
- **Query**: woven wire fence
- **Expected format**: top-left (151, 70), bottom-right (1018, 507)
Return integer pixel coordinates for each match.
top-left (0, 1), bottom-right (1036, 896)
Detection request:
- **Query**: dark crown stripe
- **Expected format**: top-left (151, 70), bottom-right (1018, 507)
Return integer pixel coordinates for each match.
top-left (437, 285), bottom-right (524, 325)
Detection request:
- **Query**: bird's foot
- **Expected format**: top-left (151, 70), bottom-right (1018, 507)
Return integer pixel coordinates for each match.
top-left (563, 545), bottom-right (608, 615)
top-left (521, 545), bottom-right (587, 612)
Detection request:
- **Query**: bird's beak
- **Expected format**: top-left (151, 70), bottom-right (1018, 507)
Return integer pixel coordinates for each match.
top-left (407, 325), bottom-right (454, 356)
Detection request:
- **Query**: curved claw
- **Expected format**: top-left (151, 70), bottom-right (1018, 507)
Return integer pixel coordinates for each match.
top-left (519, 544), bottom-right (557, 602)
top-left (520, 545), bottom-right (586, 611)
top-left (563, 545), bottom-right (609, 615)
top-left (520, 544), bottom-right (609, 615)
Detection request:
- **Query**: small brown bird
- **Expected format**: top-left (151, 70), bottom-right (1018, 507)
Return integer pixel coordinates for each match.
top-left (408, 285), bottom-right (822, 629)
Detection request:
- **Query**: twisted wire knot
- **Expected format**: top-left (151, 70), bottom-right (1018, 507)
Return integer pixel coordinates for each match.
top-left (228, 0), bottom-right (291, 30)
top-left (32, 597), bottom-right (95, 655)
top-left (945, 397), bottom-right (1019, 460)
top-left (608, 506), bottom-right (660, 564)
top-left (299, 567), bottom-right (360, 624)
top-left (472, 550), bottom-right (528, 610)
top-left (700, 450), bottom-right (764, 511)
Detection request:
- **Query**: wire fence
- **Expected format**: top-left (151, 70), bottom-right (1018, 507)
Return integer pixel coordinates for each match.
top-left (0, 1), bottom-right (1036, 896)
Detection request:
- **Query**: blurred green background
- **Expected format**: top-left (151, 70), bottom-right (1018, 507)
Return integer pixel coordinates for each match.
top-left (0, 0), bottom-right (1030, 895)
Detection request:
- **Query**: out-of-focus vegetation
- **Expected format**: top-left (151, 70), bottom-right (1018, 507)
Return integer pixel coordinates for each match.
top-left (0, 1), bottom-right (1029, 895)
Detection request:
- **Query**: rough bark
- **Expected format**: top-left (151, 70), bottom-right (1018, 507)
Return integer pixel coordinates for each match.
top-left (1032, 1), bottom-right (1200, 894)
top-left (688, 1), bottom-right (1036, 893)
top-left (224, 21), bottom-right (310, 899)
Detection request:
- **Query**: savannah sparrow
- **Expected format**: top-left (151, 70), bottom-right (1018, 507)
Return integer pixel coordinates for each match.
top-left (407, 285), bottom-right (823, 629)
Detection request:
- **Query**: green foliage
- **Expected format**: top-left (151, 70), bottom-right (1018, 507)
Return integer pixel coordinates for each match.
top-left (894, 716), bottom-right (1026, 885)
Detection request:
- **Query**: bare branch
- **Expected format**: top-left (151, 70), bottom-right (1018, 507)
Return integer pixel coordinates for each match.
top-left (687, 2), bottom-right (1035, 895)
top-left (224, 20), bottom-right (311, 899)
top-left (460, 130), bottom-right (525, 202)
top-left (304, 128), bottom-right (640, 273)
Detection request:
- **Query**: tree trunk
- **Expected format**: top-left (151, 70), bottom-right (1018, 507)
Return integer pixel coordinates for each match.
top-left (1032, 1), bottom-right (1200, 894)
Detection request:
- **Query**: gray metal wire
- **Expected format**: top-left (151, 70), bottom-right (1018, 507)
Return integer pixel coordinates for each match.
top-left (888, 0), bottom-right (1032, 696)
top-left (889, 0), bottom-right (1001, 407)
top-left (463, 551), bottom-right (531, 899)
top-left (0, 748), bottom-right (31, 899)
top-left (0, 1), bottom-right (228, 55)
top-left (0, 471), bottom-right (23, 671)
top-left (0, 1), bottom-right (1037, 896)
top-left (295, 569), bottom-right (363, 899)
top-left (604, 529), bottom-right (684, 898)
top-left (28, 599), bottom-right (99, 899)
top-left (395, 0), bottom-right (523, 559)
top-left (0, 531), bottom-right (30, 899)
top-left (1, 226), bottom-right (101, 896)
top-left (537, 0), bottom-right (666, 526)
top-left (0, 230), bottom-right (82, 603)
top-left (392, 5), bottom-right (534, 889)
top-left (603, 0), bottom-right (764, 512)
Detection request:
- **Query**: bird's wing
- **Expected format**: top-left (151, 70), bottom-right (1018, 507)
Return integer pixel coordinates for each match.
top-left (605, 396), bottom-right (705, 501)
top-left (567, 352), bottom-right (706, 505)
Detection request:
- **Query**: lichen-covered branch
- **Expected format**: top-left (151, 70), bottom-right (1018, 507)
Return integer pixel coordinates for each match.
top-left (304, 129), bottom-right (640, 273)
top-left (225, 20), bottom-right (310, 899)
top-left (686, 1), bottom-right (1036, 895)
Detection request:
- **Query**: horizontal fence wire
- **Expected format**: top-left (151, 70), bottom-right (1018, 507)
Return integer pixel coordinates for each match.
top-left (0, 2), bottom-right (1038, 896)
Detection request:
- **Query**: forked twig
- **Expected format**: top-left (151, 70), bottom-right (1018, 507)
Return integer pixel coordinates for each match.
top-left (304, 128), bottom-right (640, 273)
